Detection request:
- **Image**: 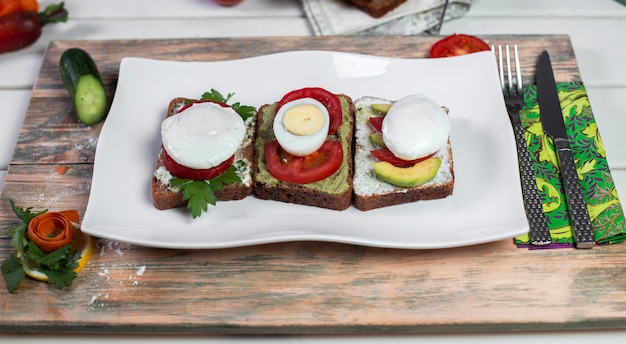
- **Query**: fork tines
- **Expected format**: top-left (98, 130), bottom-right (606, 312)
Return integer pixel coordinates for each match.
top-left (493, 44), bottom-right (523, 98)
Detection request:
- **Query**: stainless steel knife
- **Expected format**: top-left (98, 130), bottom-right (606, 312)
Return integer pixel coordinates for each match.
top-left (536, 50), bottom-right (595, 248)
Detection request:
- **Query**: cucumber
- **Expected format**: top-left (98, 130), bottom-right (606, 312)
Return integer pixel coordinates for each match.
top-left (59, 47), bottom-right (108, 125)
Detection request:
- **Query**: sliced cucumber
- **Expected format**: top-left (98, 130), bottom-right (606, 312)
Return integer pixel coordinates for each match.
top-left (59, 47), bottom-right (108, 125)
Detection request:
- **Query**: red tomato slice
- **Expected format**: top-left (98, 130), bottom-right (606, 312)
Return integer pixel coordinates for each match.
top-left (371, 148), bottom-right (436, 168)
top-left (429, 34), bottom-right (490, 58)
top-left (265, 140), bottom-right (343, 184)
top-left (276, 87), bottom-right (343, 135)
top-left (177, 99), bottom-right (230, 113)
top-left (162, 149), bottom-right (234, 181)
top-left (369, 116), bottom-right (384, 132)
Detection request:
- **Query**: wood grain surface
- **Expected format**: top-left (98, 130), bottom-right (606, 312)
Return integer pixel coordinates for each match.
top-left (3, 35), bottom-right (625, 335)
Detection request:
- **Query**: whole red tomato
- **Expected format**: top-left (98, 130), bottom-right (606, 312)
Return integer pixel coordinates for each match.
top-left (0, 11), bottom-right (41, 53)
top-left (0, 2), bottom-right (68, 54)
top-left (213, 0), bottom-right (243, 6)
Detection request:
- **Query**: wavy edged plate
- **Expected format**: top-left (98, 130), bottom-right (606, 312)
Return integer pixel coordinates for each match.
top-left (82, 50), bottom-right (527, 249)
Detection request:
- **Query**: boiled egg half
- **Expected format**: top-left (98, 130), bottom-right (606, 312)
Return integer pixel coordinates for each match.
top-left (382, 94), bottom-right (450, 160)
top-left (161, 101), bottom-right (246, 169)
top-left (273, 98), bottom-right (330, 156)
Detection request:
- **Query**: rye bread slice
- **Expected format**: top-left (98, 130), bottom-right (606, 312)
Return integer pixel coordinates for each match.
top-left (346, 0), bottom-right (408, 18)
top-left (252, 94), bottom-right (355, 211)
top-left (151, 97), bottom-right (255, 211)
top-left (352, 96), bottom-right (454, 211)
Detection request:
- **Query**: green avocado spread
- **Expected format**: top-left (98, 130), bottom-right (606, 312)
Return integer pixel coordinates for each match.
top-left (254, 96), bottom-right (353, 195)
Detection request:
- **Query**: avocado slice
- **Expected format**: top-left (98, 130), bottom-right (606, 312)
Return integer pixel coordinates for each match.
top-left (369, 133), bottom-right (386, 147)
top-left (374, 157), bottom-right (441, 187)
top-left (371, 103), bottom-right (392, 114)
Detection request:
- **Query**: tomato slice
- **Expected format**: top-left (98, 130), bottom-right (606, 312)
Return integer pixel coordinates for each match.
top-left (371, 148), bottom-right (436, 168)
top-left (369, 116), bottom-right (384, 132)
top-left (177, 99), bottom-right (229, 113)
top-left (163, 149), bottom-right (234, 181)
top-left (368, 116), bottom-right (436, 167)
top-left (429, 34), bottom-right (490, 58)
top-left (266, 140), bottom-right (343, 184)
top-left (276, 87), bottom-right (342, 135)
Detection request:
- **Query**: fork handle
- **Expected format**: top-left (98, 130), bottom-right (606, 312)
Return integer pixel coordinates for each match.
top-left (555, 143), bottom-right (596, 248)
top-left (511, 122), bottom-right (553, 246)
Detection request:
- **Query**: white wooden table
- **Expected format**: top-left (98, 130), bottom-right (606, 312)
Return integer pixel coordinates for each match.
top-left (1, 0), bottom-right (626, 342)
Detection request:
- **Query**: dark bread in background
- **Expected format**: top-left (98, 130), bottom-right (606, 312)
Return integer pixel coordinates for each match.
top-left (151, 97), bottom-right (255, 211)
top-left (252, 94), bottom-right (355, 211)
top-left (346, 0), bottom-right (408, 18)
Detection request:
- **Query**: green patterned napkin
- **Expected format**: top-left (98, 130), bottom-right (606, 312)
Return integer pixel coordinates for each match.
top-left (514, 82), bottom-right (626, 248)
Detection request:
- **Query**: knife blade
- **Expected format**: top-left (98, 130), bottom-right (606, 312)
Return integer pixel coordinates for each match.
top-left (536, 50), bottom-right (595, 248)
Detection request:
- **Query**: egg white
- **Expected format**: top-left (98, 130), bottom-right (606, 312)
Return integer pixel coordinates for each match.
top-left (273, 98), bottom-right (330, 157)
top-left (382, 94), bottom-right (450, 160)
top-left (161, 101), bottom-right (245, 169)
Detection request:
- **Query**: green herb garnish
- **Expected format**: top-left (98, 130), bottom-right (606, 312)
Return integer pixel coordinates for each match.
top-left (170, 164), bottom-right (243, 218)
top-left (1, 200), bottom-right (80, 293)
top-left (200, 88), bottom-right (255, 120)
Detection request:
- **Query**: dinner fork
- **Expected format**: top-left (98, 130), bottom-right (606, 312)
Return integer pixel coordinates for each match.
top-left (494, 44), bottom-right (552, 246)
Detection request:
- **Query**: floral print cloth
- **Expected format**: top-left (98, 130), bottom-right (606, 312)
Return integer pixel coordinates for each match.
top-left (515, 82), bottom-right (626, 248)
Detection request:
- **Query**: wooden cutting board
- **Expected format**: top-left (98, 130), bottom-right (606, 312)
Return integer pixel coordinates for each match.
top-left (2, 35), bottom-right (625, 334)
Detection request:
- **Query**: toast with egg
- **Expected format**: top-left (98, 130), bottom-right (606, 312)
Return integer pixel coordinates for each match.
top-left (152, 97), bottom-right (255, 212)
top-left (352, 95), bottom-right (454, 211)
top-left (252, 89), bottom-right (355, 211)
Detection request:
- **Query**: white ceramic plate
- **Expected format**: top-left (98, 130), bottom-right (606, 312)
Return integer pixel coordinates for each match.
top-left (82, 50), bottom-right (528, 249)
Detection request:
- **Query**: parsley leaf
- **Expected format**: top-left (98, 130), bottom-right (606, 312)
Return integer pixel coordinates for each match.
top-left (9, 223), bottom-right (28, 254)
top-left (230, 102), bottom-right (255, 121)
top-left (10, 199), bottom-right (46, 225)
top-left (24, 243), bottom-right (79, 289)
top-left (8, 200), bottom-right (47, 254)
top-left (201, 89), bottom-right (232, 103)
top-left (185, 181), bottom-right (216, 218)
top-left (200, 88), bottom-right (255, 121)
top-left (1, 254), bottom-right (25, 293)
top-left (32, 244), bottom-right (78, 271)
top-left (42, 267), bottom-right (78, 289)
top-left (170, 165), bottom-right (242, 218)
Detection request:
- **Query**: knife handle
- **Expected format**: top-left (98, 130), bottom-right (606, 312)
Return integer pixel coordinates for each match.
top-left (555, 143), bottom-right (596, 248)
top-left (511, 123), bottom-right (552, 246)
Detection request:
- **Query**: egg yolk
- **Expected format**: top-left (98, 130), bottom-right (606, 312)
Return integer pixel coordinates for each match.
top-left (282, 104), bottom-right (325, 136)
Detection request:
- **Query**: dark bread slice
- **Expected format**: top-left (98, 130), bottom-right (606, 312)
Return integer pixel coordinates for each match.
top-left (152, 97), bottom-right (255, 211)
top-left (352, 96), bottom-right (454, 211)
top-left (346, 0), bottom-right (408, 18)
top-left (252, 94), bottom-right (355, 211)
